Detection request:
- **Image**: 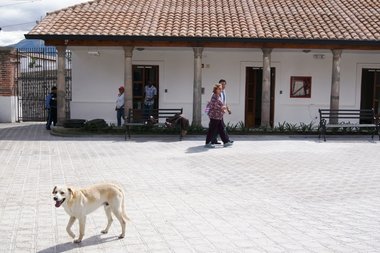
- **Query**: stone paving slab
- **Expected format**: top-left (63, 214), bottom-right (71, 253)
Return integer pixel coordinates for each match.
top-left (0, 122), bottom-right (380, 253)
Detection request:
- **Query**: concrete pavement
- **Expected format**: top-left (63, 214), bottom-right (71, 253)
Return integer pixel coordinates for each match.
top-left (0, 122), bottom-right (380, 253)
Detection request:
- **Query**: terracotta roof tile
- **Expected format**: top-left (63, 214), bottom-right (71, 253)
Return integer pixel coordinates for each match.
top-left (28, 0), bottom-right (380, 41)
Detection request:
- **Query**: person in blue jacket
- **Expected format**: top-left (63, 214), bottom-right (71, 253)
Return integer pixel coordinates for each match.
top-left (45, 86), bottom-right (57, 130)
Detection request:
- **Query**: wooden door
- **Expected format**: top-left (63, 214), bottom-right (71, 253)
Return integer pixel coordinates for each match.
top-left (245, 67), bottom-right (275, 128)
top-left (373, 71), bottom-right (380, 116)
top-left (360, 69), bottom-right (380, 122)
top-left (132, 65), bottom-right (159, 109)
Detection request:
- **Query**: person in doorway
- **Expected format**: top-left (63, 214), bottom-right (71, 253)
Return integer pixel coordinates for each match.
top-left (211, 79), bottom-right (232, 144)
top-left (115, 86), bottom-right (125, 127)
top-left (45, 86), bottom-right (57, 130)
top-left (205, 83), bottom-right (233, 148)
top-left (143, 81), bottom-right (157, 120)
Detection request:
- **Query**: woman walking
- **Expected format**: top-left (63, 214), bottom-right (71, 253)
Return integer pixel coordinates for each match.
top-left (205, 83), bottom-right (233, 148)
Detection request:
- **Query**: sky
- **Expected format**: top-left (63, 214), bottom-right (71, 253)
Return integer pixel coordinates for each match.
top-left (0, 0), bottom-right (90, 46)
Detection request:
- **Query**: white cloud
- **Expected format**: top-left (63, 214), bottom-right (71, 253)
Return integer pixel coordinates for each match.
top-left (0, 0), bottom-right (90, 46)
top-left (0, 30), bottom-right (29, 46)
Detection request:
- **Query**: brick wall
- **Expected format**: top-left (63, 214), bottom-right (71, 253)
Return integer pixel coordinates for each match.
top-left (0, 47), bottom-right (17, 96)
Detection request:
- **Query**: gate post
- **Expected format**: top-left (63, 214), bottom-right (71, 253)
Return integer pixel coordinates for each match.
top-left (0, 47), bottom-right (18, 123)
top-left (56, 46), bottom-right (67, 126)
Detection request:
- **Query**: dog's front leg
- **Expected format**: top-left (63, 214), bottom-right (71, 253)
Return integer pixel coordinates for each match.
top-left (66, 216), bottom-right (76, 239)
top-left (74, 216), bottom-right (86, 243)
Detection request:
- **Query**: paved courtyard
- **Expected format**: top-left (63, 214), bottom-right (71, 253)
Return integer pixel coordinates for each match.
top-left (0, 122), bottom-right (380, 253)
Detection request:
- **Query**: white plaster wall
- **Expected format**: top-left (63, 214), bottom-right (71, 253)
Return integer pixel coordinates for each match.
top-left (70, 47), bottom-right (124, 123)
top-left (69, 47), bottom-right (380, 127)
top-left (273, 51), bottom-right (380, 125)
top-left (272, 51), bottom-right (332, 125)
top-left (0, 96), bottom-right (18, 122)
top-left (201, 49), bottom-right (263, 126)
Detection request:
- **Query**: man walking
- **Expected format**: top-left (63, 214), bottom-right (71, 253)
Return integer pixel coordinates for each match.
top-left (143, 81), bottom-right (157, 120)
top-left (211, 79), bottom-right (232, 144)
top-left (45, 86), bottom-right (57, 130)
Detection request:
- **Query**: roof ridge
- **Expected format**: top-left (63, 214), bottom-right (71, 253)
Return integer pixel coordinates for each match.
top-left (46, 0), bottom-right (101, 16)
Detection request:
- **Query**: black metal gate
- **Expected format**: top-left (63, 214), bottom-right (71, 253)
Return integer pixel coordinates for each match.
top-left (16, 48), bottom-right (72, 121)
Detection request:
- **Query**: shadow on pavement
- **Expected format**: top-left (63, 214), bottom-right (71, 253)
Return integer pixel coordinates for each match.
top-left (37, 234), bottom-right (119, 253)
top-left (185, 144), bottom-right (209, 153)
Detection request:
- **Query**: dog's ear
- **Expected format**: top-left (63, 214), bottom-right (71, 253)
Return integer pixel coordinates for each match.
top-left (68, 187), bottom-right (74, 196)
top-left (52, 186), bottom-right (57, 194)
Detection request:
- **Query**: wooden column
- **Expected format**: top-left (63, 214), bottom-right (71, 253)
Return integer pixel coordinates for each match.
top-left (123, 47), bottom-right (134, 116)
top-left (192, 47), bottom-right (203, 126)
top-left (329, 49), bottom-right (342, 124)
top-left (56, 46), bottom-right (67, 126)
top-left (261, 48), bottom-right (272, 127)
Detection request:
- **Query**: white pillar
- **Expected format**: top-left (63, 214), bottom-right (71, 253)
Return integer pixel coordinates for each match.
top-left (123, 47), bottom-right (134, 115)
top-left (261, 48), bottom-right (272, 127)
top-left (56, 46), bottom-right (67, 126)
top-left (192, 47), bottom-right (203, 126)
top-left (330, 49), bottom-right (342, 124)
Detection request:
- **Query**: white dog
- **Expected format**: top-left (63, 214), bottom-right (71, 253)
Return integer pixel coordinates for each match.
top-left (52, 183), bottom-right (128, 243)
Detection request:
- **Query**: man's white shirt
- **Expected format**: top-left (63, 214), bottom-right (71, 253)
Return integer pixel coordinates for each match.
top-left (116, 93), bottom-right (124, 109)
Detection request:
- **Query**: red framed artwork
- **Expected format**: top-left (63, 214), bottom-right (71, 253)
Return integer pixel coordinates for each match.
top-left (290, 76), bottom-right (312, 98)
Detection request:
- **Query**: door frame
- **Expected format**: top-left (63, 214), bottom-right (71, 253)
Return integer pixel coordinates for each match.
top-left (357, 64), bottom-right (380, 115)
top-left (241, 61), bottom-right (278, 128)
top-left (132, 65), bottom-right (159, 109)
top-left (132, 61), bottom-right (163, 109)
top-left (360, 68), bottom-right (380, 116)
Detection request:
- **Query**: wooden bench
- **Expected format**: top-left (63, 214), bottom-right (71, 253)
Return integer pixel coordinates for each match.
top-left (124, 108), bottom-right (184, 140)
top-left (318, 108), bottom-right (379, 141)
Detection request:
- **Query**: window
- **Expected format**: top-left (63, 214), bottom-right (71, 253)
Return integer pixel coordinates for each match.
top-left (290, 76), bottom-right (311, 98)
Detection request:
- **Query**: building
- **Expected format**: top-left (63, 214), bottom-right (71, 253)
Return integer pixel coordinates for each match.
top-left (0, 48), bottom-right (18, 122)
top-left (25, 0), bottom-right (380, 127)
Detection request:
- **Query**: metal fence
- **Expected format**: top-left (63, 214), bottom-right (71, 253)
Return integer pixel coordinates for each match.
top-left (16, 48), bottom-right (72, 122)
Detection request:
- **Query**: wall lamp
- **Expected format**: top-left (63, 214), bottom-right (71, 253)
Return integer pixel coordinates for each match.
top-left (313, 54), bottom-right (325, 59)
top-left (88, 51), bottom-right (100, 56)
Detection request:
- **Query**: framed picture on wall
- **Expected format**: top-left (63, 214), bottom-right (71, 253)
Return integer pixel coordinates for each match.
top-left (290, 76), bottom-right (312, 98)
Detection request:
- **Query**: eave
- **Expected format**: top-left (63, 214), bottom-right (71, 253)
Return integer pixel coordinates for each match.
top-left (24, 34), bottom-right (380, 50)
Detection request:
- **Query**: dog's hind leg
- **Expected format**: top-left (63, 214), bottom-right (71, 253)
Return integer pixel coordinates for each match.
top-left (74, 216), bottom-right (86, 243)
top-left (101, 204), bottom-right (113, 234)
top-left (66, 216), bottom-right (76, 239)
top-left (111, 206), bottom-right (126, 239)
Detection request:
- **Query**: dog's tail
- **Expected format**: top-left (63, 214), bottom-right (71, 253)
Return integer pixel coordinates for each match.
top-left (119, 186), bottom-right (130, 221)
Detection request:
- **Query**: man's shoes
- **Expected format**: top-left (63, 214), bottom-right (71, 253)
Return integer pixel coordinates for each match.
top-left (223, 141), bottom-right (233, 147)
top-left (46, 127), bottom-right (51, 130)
top-left (211, 141), bottom-right (221, 144)
top-left (204, 143), bottom-right (216, 148)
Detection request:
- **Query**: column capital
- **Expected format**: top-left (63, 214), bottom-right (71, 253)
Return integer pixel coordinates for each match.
top-left (331, 49), bottom-right (342, 58)
top-left (56, 46), bottom-right (67, 50)
top-left (261, 48), bottom-right (273, 55)
top-left (193, 47), bottom-right (204, 58)
top-left (123, 46), bottom-right (134, 57)
top-left (56, 46), bottom-right (67, 55)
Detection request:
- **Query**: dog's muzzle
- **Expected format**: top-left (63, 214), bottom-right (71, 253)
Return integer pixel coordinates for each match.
top-left (53, 197), bottom-right (65, 208)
